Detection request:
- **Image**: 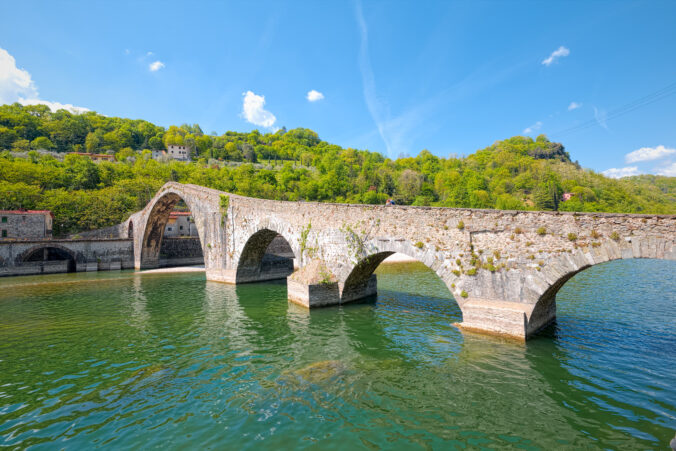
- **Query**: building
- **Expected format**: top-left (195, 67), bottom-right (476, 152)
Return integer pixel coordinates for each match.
top-left (153, 145), bottom-right (191, 162)
top-left (562, 192), bottom-right (575, 202)
top-left (164, 212), bottom-right (198, 237)
top-left (67, 152), bottom-right (116, 163)
top-left (0, 210), bottom-right (53, 239)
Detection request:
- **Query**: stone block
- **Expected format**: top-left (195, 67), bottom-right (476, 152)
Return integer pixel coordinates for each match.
top-left (287, 279), bottom-right (340, 308)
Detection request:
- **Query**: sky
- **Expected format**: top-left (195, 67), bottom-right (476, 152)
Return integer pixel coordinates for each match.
top-left (1, 0), bottom-right (675, 177)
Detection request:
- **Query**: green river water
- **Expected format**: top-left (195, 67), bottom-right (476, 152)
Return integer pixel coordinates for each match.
top-left (0, 259), bottom-right (675, 449)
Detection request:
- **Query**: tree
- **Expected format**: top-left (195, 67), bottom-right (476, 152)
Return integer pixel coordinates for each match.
top-left (31, 136), bottom-right (54, 150)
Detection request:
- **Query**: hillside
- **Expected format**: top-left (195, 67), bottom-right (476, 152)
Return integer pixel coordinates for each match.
top-left (0, 103), bottom-right (674, 236)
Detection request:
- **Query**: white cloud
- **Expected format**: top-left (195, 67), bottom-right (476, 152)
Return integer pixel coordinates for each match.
top-left (523, 121), bottom-right (542, 134)
top-left (542, 46), bottom-right (570, 66)
top-left (602, 166), bottom-right (641, 178)
top-left (241, 90), bottom-right (277, 128)
top-left (568, 101), bottom-right (582, 111)
top-left (0, 46), bottom-right (89, 113)
top-left (656, 162), bottom-right (676, 177)
top-left (625, 145), bottom-right (676, 163)
top-left (306, 89), bottom-right (324, 102)
top-left (149, 60), bottom-right (165, 72)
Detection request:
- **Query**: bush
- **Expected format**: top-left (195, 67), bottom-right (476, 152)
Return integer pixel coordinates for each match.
top-left (567, 232), bottom-right (578, 241)
top-left (414, 241), bottom-right (424, 249)
top-left (460, 290), bottom-right (468, 298)
top-left (514, 227), bottom-right (523, 234)
top-left (610, 231), bottom-right (620, 241)
top-left (457, 220), bottom-right (465, 230)
top-left (536, 226), bottom-right (547, 236)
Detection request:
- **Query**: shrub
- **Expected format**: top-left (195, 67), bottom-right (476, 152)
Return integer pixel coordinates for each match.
top-left (485, 263), bottom-right (497, 272)
top-left (514, 227), bottom-right (523, 234)
top-left (536, 226), bottom-right (547, 236)
top-left (590, 229), bottom-right (600, 239)
top-left (493, 250), bottom-right (501, 259)
top-left (610, 231), bottom-right (620, 241)
top-left (415, 241), bottom-right (424, 249)
top-left (460, 290), bottom-right (468, 298)
top-left (592, 241), bottom-right (601, 248)
top-left (457, 220), bottom-right (465, 230)
top-left (466, 268), bottom-right (477, 276)
top-left (567, 232), bottom-right (578, 241)
top-left (452, 269), bottom-right (461, 276)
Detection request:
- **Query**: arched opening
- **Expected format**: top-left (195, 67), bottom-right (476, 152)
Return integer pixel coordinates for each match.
top-left (341, 252), bottom-right (461, 321)
top-left (128, 221), bottom-right (134, 239)
top-left (140, 195), bottom-right (205, 270)
top-left (529, 257), bottom-right (676, 339)
top-left (20, 246), bottom-right (77, 273)
top-left (236, 229), bottom-right (295, 283)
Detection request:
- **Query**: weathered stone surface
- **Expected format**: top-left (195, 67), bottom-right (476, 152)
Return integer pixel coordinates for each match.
top-left (116, 182), bottom-right (676, 339)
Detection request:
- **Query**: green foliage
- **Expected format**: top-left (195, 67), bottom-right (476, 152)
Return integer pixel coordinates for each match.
top-left (457, 220), bottom-right (465, 230)
top-left (460, 290), bottom-right (468, 298)
top-left (466, 268), bottom-right (477, 276)
top-left (536, 226), bottom-right (547, 236)
top-left (414, 241), bottom-right (424, 249)
top-left (0, 103), bottom-right (673, 236)
top-left (610, 231), bottom-right (620, 241)
top-left (567, 232), bottom-right (578, 242)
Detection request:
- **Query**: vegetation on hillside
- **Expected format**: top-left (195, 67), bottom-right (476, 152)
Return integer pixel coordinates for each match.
top-left (0, 103), bottom-right (674, 236)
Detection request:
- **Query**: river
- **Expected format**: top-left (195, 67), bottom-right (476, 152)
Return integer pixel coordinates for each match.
top-left (0, 259), bottom-right (674, 449)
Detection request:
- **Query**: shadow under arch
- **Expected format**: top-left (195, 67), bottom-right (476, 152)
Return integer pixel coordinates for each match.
top-left (138, 192), bottom-right (205, 269)
top-left (235, 228), bottom-right (296, 283)
top-left (16, 245), bottom-right (79, 273)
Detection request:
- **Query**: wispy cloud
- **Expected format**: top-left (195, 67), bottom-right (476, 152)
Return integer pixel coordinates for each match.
top-left (306, 90), bottom-right (324, 102)
top-left (568, 101), bottom-right (582, 111)
top-left (625, 145), bottom-right (675, 163)
top-left (523, 121), bottom-right (543, 134)
top-left (149, 61), bottom-right (165, 72)
top-left (0, 46), bottom-right (89, 113)
top-left (593, 106), bottom-right (608, 129)
top-left (656, 162), bottom-right (676, 176)
top-left (241, 90), bottom-right (276, 128)
top-left (602, 166), bottom-right (641, 178)
top-left (356, 0), bottom-right (395, 156)
top-left (542, 46), bottom-right (570, 66)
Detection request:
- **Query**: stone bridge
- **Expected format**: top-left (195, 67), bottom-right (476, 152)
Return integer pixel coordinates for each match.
top-left (129, 182), bottom-right (676, 340)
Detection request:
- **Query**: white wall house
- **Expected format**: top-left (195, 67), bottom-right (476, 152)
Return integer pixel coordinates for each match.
top-left (152, 145), bottom-right (191, 161)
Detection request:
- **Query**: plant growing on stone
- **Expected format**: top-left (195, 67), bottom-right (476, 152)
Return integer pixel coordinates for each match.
top-left (466, 268), bottom-right (477, 276)
top-left (536, 227), bottom-right (547, 236)
top-left (610, 231), bottom-right (620, 241)
top-left (590, 229), bottom-right (600, 239)
top-left (514, 227), bottom-right (523, 234)
top-left (415, 241), bottom-right (424, 249)
top-left (299, 222), bottom-right (316, 265)
top-left (568, 232), bottom-right (578, 242)
top-left (457, 220), bottom-right (465, 230)
top-left (460, 290), bottom-right (468, 298)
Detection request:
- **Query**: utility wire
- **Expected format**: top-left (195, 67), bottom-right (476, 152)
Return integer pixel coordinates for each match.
top-left (550, 80), bottom-right (676, 137)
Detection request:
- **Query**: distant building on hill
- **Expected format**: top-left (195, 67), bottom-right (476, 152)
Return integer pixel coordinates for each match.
top-left (164, 212), bottom-right (198, 237)
top-left (153, 145), bottom-right (191, 162)
top-left (0, 210), bottom-right (53, 239)
top-left (68, 152), bottom-right (115, 163)
top-left (562, 192), bottom-right (574, 202)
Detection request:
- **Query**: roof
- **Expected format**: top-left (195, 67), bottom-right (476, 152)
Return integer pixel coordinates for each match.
top-left (0, 210), bottom-right (54, 217)
top-left (169, 211), bottom-right (192, 217)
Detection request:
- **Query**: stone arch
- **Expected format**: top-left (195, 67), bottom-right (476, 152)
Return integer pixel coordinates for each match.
top-left (15, 244), bottom-right (81, 273)
top-left (235, 226), bottom-right (297, 283)
top-left (338, 240), bottom-right (458, 306)
top-left (526, 237), bottom-right (676, 338)
top-left (136, 188), bottom-right (207, 270)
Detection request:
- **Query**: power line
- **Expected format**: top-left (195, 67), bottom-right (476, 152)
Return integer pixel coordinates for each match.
top-left (550, 80), bottom-right (676, 137)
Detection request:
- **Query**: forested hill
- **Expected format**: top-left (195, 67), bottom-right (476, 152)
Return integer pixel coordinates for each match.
top-left (0, 103), bottom-right (674, 236)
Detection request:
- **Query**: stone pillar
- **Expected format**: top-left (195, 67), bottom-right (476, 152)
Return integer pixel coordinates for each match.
top-left (456, 297), bottom-right (555, 340)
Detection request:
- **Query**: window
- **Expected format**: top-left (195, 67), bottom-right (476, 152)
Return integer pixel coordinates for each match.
top-left (167, 227), bottom-right (173, 231)
top-left (1, 217), bottom-right (6, 223)
top-left (1, 230), bottom-right (6, 237)
top-left (179, 226), bottom-right (183, 230)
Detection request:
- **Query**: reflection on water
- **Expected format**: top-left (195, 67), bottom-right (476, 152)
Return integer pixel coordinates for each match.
top-left (0, 260), bottom-right (674, 449)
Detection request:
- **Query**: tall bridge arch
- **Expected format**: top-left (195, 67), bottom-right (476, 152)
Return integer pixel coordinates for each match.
top-left (134, 182), bottom-right (676, 340)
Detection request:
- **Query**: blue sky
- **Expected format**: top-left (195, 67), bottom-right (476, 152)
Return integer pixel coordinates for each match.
top-left (1, 0), bottom-right (676, 176)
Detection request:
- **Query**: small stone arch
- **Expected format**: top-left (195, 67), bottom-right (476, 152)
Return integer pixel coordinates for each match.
top-left (236, 227), bottom-right (297, 283)
top-left (15, 244), bottom-right (81, 273)
top-left (339, 244), bottom-right (458, 307)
